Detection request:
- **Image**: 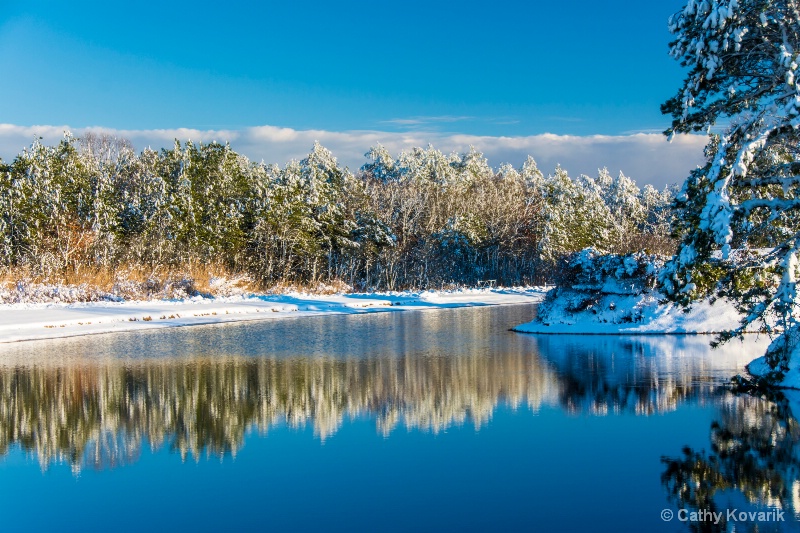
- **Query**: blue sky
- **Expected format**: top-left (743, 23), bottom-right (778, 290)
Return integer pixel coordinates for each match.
top-left (0, 0), bottom-right (702, 187)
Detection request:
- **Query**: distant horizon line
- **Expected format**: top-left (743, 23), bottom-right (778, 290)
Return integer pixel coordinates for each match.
top-left (0, 123), bottom-right (708, 189)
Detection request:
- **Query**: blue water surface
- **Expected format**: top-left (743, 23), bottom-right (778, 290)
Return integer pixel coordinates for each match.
top-left (0, 305), bottom-right (791, 532)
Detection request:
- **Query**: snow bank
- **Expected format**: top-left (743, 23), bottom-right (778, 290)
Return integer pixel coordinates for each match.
top-left (514, 248), bottom-right (747, 335)
top-left (515, 291), bottom-right (745, 334)
top-left (746, 336), bottom-right (800, 390)
top-left (0, 287), bottom-right (547, 343)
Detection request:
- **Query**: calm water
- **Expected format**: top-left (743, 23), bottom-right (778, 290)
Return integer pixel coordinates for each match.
top-left (0, 304), bottom-right (797, 532)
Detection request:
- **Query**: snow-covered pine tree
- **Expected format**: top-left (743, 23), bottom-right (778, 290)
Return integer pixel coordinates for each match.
top-left (77, 133), bottom-right (139, 267)
top-left (453, 146), bottom-right (495, 185)
top-left (6, 134), bottom-right (95, 275)
top-left (183, 141), bottom-right (251, 263)
top-left (641, 184), bottom-right (676, 237)
top-left (520, 156), bottom-right (545, 190)
top-left (538, 167), bottom-right (612, 263)
top-left (107, 147), bottom-right (171, 265)
top-left (600, 170), bottom-right (648, 252)
top-left (661, 0), bottom-right (800, 375)
top-left (361, 144), bottom-right (400, 183)
top-left (397, 145), bottom-right (459, 186)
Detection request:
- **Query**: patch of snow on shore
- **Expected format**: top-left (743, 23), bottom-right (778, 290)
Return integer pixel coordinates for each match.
top-left (0, 287), bottom-right (547, 344)
top-left (514, 248), bottom-right (747, 335)
top-left (746, 338), bottom-right (800, 390)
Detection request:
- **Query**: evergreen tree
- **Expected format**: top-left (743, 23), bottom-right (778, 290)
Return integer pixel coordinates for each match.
top-left (6, 134), bottom-right (94, 274)
top-left (538, 167), bottom-right (612, 263)
top-left (661, 0), bottom-right (800, 375)
top-left (361, 144), bottom-right (399, 183)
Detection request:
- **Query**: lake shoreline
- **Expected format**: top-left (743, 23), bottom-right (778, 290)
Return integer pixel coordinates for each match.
top-left (0, 287), bottom-right (547, 344)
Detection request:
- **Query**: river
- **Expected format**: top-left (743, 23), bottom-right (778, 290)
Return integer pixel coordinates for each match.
top-left (0, 304), bottom-right (795, 532)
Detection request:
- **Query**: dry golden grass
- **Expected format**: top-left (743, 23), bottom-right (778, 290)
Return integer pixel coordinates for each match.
top-left (0, 262), bottom-right (263, 303)
top-left (263, 278), bottom-right (354, 295)
top-left (608, 233), bottom-right (678, 257)
top-left (0, 262), bottom-right (365, 303)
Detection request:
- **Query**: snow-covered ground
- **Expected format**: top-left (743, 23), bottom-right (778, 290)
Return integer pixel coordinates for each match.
top-left (513, 248), bottom-right (748, 336)
top-left (0, 287), bottom-right (547, 343)
top-left (746, 339), bottom-right (800, 390)
top-left (513, 290), bottom-right (747, 335)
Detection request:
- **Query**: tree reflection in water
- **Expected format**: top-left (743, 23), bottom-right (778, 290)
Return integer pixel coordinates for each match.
top-left (0, 351), bottom-right (558, 472)
top-left (0, 311), bottom-right (776, 487)
top-left (530, 334), bottom-right (762, 416)
top-left (661, 392), bottom-right (800, 533)
top-left (533, 335), bottom-right (800, 531)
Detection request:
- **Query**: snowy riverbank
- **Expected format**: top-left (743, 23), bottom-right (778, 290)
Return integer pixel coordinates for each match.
top-left (0, 287), bottom-right (547, 343)
top-left (512, 249), bottom-right (749, 336)
top-left (513, 290), bottom-right (747, 335)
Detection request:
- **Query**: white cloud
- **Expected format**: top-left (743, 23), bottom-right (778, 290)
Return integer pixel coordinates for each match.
top-left (0, 123), bottom-right (707, 189)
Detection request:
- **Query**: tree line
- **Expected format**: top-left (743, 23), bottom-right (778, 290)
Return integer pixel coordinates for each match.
top-left (0, 133), bottom-right (676, 292)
